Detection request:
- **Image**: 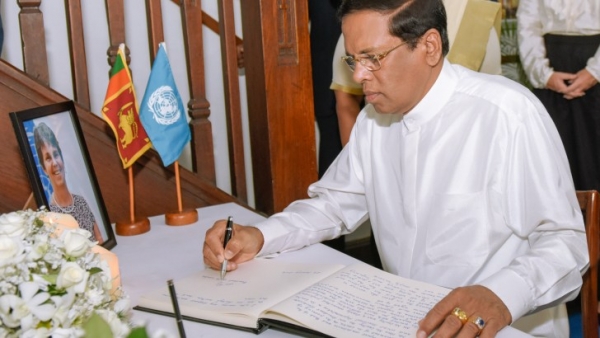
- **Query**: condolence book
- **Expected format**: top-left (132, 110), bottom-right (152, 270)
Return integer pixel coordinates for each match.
top-left (135, 259), bottom-right (450, 337)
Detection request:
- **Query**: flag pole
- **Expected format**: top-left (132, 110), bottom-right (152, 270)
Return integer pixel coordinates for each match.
top-left (115, 166), bottom-right (150, 235)
top-left (175, 161), bottom-right (183, 211)
top-left (129, 167), bottom-right (135, 222)
top-left (165, 161), bottom-right (198, 225)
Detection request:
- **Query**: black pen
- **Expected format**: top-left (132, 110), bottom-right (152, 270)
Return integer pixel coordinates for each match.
top-left (220, 216), bottom-right (233, 280)
top-left (167, 279), bottom-right (186, 338)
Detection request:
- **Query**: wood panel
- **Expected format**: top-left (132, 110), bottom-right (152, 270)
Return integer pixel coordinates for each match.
top-left (241, 0), bottom-right (317, 214)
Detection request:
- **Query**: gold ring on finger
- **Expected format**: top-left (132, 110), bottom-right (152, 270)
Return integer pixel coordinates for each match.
top-left (452, 307), bottom-right (468, 324)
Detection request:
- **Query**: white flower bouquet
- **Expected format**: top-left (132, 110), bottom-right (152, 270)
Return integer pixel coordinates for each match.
top-left (0, 209), bottom-right (148, 338)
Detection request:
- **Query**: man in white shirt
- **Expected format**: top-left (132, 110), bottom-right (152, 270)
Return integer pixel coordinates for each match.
top-left (204, 0), bottom-right (589, 336)
top-left (331, 0), bottom-right (502, 146)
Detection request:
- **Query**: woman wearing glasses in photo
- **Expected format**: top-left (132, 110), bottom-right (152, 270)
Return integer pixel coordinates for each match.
top-left (33, 122), bottom-right (104, 244)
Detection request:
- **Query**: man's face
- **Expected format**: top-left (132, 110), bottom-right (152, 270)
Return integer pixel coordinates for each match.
top-left (342, 10), bottom-right (436, 115)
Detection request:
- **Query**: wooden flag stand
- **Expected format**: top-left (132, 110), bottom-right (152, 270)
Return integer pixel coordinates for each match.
top-left (116, 167), bottom-right (150, 236)
top-left (165, 161), bottom-right (198, 225)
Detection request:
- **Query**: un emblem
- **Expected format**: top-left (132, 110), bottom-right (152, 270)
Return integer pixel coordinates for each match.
top-left (147, 85), bottom-right (181, 125)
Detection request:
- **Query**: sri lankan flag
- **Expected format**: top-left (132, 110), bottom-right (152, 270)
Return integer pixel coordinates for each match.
top-left (101, 44), bottom-right (152, 168)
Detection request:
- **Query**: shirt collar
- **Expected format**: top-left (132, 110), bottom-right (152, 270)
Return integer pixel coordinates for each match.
top-left (402, 59), bottom-right (458, 131)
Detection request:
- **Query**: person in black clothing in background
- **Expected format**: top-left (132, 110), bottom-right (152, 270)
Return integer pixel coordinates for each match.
top-left (309, 0), bottom-right (342, 179)
top-left (0, 0), bottom-right (4, 56)
top-left (308, 0), bottom-right (345, 251)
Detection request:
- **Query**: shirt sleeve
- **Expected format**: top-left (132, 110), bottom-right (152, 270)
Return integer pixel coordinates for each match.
top-left (516, 0), bottom-right (554, 88)
top-left (586, 45), bottom-right (600, 81)
top-left (256, 116), bottom-right (369, 256)
top-left (478, 98), bottom-right (589, 321)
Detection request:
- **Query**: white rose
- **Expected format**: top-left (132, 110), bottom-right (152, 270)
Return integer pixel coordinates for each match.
top-left (56, 262), bottom-right (89, 293)
top-left (61, 229), bottom-right (93, 258)
top-left (0, 236), bottom-right (24, 267)
top-left (0, 212), bottom-right (28, 239)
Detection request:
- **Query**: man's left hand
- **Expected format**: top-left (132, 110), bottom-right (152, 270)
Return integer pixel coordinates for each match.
top-left (417, 285), bottom-right (511, 338)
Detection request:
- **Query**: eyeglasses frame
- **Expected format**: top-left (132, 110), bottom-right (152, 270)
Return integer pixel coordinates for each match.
top-left (341, 41), bottom-right (407, 72)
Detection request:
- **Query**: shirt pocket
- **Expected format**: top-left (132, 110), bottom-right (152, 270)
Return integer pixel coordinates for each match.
top-left (425, 191), bottom-right (489, 268)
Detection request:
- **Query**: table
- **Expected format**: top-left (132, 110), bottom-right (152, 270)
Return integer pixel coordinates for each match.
top-left (113, 202), bottom-right (530, 337)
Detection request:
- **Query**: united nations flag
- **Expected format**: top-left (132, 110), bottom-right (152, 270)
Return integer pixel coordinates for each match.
top-left (140, 42), bottom-right (191, 167)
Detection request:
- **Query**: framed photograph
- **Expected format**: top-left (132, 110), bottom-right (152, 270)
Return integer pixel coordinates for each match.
top-left (10, 101), bottom-right (116, 250)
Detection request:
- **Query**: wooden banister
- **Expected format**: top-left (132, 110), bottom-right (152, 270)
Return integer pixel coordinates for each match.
top-left (65, 0), bottom-right (91, 111)
top-left (218, 0), bottom-right (247, 202)
top-left (180, 0), bottom-right (217, 185)
top-left (146, 0), bottom-right (165, 58)
top-left (18, 0), bottom-right (49, 85)
top-left (105, 0), bottom-right (128, 67)
top-left (170, 0), bottom-right (243, 46)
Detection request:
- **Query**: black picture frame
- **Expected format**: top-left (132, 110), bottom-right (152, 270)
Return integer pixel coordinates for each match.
top-left (10, 101), bottom-right (116, 250)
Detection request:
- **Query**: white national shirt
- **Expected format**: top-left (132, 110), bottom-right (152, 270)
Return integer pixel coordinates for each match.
top-left (517, 0), bottom-right (600, 88)
top-left (255, 60), bottom-right (588, 337)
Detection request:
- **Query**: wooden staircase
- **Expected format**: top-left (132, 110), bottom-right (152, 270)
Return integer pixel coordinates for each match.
top-left (0, 0), bottom-right (318, 222)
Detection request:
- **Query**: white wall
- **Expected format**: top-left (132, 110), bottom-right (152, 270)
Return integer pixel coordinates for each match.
top-left (1, 0), bottom-right (255, 208)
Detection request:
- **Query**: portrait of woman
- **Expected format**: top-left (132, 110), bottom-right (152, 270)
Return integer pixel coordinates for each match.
top-left (33, 122), bottom-right (104, 244)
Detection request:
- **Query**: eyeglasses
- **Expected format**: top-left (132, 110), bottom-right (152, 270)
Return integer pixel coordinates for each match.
top-left (341, 41), bottom-right (406, 72)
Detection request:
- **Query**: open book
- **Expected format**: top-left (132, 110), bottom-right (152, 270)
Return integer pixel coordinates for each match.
top-left (135, 259), bottom-right (450, 337)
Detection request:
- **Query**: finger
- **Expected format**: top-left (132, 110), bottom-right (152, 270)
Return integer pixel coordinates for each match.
top-left (223, 231), bottom-right (244, 261)
top-left (202, 241), bottom-right (220, 269)
top-left (417, 302), bottom-right (449, 336)
top-left (204, 220), bottom-right (228, 261)
top-left (418, 289), bottom-right (464, 338)
top-left (456, 315), bottom-right (483, 338)
top-left (223, 224), bottom-right (256, 261)
top-left (434, 312), bottom-right (465, 338)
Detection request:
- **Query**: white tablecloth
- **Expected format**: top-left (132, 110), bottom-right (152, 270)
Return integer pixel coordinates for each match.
top-left (113, 202), bottom-right (530, 337)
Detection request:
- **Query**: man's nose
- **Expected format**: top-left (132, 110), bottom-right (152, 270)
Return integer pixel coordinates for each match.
top-left (352, 63), bottom-right (370, 83)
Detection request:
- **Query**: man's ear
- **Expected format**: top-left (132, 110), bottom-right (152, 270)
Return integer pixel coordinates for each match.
top-left (422, 28), bottom-right (443, 67)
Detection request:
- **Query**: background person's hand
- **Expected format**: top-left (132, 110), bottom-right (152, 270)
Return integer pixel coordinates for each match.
top-left (562, 68), bottom-right (598, 100)
top-left (203, 220), bottom-right (264, 272)
top-left (546, 71), bottom-right (577, 95)
top-left (417, 285), bottom-right (511, 338)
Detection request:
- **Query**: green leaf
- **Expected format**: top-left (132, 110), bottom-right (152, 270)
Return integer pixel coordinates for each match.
top-left (89, 267), bottom-right (104, 275)
top-left (42, 274), bottom-right (58, 285)
top-left (82, 313), bottom-right (113, 338)
top-left (127, 326), bottom-right (150, 338)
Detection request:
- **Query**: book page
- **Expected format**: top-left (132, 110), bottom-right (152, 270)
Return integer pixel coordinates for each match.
top-left (136, 259), bottom-right (345, 329)
top-left (262, 263), bottom-right (450, 338)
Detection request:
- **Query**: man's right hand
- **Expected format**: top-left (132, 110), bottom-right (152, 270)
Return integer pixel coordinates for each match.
top-left (202, 219), bottom-right (264, 272)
